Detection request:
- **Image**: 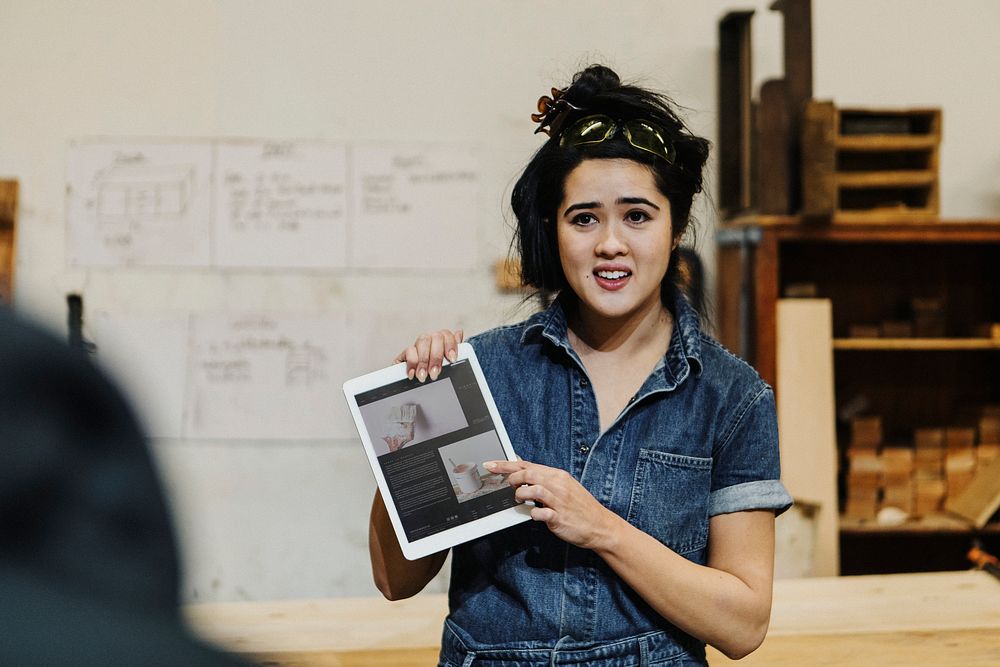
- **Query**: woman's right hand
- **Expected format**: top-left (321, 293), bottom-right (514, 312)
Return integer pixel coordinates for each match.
top-left (393, 328), bottom-right (464, 382)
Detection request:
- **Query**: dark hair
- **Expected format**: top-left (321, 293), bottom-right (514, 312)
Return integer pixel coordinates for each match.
top-left (511, 65), bottom-right (710, 308)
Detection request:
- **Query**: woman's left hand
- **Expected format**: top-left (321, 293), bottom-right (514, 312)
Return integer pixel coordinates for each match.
top-left (484, 459), bottom-right (621, 551)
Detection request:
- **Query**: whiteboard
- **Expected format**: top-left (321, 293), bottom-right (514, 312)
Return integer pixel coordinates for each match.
top-left (350, 144), bottom-right (480, 270)
top-left (67, 141), bottom-right (213, 267)
top-left (212, 141), bottom-right (349, 268)
top-left (184, 313), bottom-right (353, 440)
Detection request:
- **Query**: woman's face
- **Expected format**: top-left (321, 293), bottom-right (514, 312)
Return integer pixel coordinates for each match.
top-left (556, 158), bottom-right (675, 325)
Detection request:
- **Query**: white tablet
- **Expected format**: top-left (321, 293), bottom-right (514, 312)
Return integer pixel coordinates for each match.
top-left (343, 342), bottom-right (531, 560)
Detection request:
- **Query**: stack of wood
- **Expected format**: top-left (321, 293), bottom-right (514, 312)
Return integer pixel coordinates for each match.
top-left (847, 297), bottom-right (947, 339)
top-left (845, 416), bottom-right (883, 520)
top-left (946, 407), bottom-right (1000, 528)
top-left (978, 409), bottom-right (1000, 467)
top-left (945, 427), bottom-right (977, 497)
top-left (914, 428), bottom-right (947, 516)
top-left (844, 410), bottom-right (1000, 522)
top-left (881, 446), bottom-right (914, 514)
top-left (911, 297), bottom-right (946, 337)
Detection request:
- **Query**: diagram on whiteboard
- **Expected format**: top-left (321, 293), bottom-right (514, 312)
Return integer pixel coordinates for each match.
top-left (212, 142), bottom-right (349, 268)
top-left (95, 163), bottom-right (196, 227)
top-left (67, 142), bottom-right (213, 267)
top-left (184, 314), bottom-right (352, 440)
top-left (67, 138), bottom-right (483, 270)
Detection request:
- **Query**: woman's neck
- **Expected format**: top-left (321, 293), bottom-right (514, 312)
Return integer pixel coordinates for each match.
top-left (565, 297), bottom-right (672, 358)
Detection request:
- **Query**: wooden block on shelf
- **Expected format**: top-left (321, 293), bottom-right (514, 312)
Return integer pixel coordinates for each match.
top-left (914, 478), bottom-right (947, 517)
top-left (882, 478), bottom-right (914, 514)
top-left (978, 444), bottom-right (1000, 467)
top-left (945, 448), bottom-right (976, 473)
top-left (978, 416), bottom-right (1000, 444)
top-left (945, 427), bottom-right (976, 450)
top-left (848, 448), bottom-right (883, 471)
top-left (914, 495), bottom-right (944, 517)
top-left (913, 318), bottom-right (946, 338)
top-left (847, 472), bottom-right (881, 492)
top-left (848, 324), bottom-right (881, 338)
top-left (845, 489), bottom-right (879, 520)
top-left (915, 469), bottom-right (944, 485)
top-left (851, 416), bottom-right (883, 449)
top-left (911, 297), bottom-right (946, 336)
top-left (882, 449), bottom-right (914, 482)
top-left (914, 428), bottom-right (945, 450)
top-left (880, 320), bottom-right (914, 338)
top-left (972, 323), bottom-right (1000, 341)
top-left (946, 472), bottom-right (976, 498)
top-left (783, 282), bottom-right (818, 298)
top-left (946, 455), bottom-right (1000, 528)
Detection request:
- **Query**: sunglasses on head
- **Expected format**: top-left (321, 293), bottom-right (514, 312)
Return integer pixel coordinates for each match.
top-left (558, 114), bottom-right (675, 164)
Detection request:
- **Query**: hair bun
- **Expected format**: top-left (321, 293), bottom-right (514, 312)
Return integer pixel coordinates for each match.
top-left (567, 65), bottom-right (621, 105)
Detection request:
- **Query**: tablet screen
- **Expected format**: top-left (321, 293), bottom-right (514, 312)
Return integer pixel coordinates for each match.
top-left (352, 358), bottom-right (519, 542)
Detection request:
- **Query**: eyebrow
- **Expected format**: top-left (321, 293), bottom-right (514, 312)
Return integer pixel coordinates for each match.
top-left (618, 197), bottom-right (660, 210)
top-left (562, 197), bottom-right (660, 217)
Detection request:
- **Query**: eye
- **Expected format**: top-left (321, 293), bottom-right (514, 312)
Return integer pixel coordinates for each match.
top-left (570, 212), bottom-right (598, 227)
top-left (625, 209), bottom-right (651, 224)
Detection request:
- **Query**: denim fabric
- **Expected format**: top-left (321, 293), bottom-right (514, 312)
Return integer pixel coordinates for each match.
top-left (446, 290), bottom-right (792, 666)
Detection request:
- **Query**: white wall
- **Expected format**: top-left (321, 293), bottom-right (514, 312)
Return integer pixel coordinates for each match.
top-left (1, 1), bottom-right (998, 602)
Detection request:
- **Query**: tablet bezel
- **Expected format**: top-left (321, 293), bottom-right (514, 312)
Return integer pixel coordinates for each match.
top-left (343, 342), bottom-right (531, 560)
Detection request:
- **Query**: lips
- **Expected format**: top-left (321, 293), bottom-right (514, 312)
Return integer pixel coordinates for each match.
top-left (593, 265), bottom-right (632, 291)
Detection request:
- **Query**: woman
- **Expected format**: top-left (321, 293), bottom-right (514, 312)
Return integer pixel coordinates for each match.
top-left (370, 65), bottom-right (792, 666)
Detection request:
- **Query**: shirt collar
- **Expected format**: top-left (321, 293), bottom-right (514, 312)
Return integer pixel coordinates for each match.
top-left (520, 288), bottom-right (704, 390)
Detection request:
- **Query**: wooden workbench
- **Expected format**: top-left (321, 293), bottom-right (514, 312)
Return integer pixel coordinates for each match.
top-left (186, 570), bottom-right (1000, 666)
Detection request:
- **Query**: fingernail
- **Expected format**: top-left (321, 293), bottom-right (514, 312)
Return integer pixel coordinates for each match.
top-left (407, 368), bottom-right (415, 380)
top-left (417, 368), bottom-right (427, 382)
top-left (430, 366), bottom-right (440, 380)
top-left (446, 349), bottom-right (457, 363)
top-left (483, 461), bottom-right (497, 470)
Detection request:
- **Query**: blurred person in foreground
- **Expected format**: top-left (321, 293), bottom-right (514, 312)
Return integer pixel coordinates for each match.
top-left (0, 309), bottom-right (245, 665)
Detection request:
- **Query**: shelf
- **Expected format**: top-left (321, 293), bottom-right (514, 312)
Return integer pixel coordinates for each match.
top-left (841, 514), bottom-right (1000, 535)
top-left (836, 135), bottom-right (938, 151)
top-left (833, 338), bottom-right (1000, 350)
top-left (836, 170), bottom-right (936, 188)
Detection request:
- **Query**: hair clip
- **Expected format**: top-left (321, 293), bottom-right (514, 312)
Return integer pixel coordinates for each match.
top-left (530, 87), bottom-right (580, 137)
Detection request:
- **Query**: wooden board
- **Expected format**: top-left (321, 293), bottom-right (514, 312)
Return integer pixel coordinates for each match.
top-left (708, 628), bottom-right (1000, 666)
top-left (755, 79), bottom-right (791, 214)
top-left (718, 10), bottom-right (755, 214)
top-left (946, 454), bottom-right (1000, 527)
top-left (0, 180), bottom-right (16, 304)
top-left (186, 571), bottom-right (1000, 666)
top-left (775, 299), bottom-right (839, 575)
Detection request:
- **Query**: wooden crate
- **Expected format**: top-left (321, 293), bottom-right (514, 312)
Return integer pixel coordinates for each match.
top-left (0, 180), bottom-right (17, 304)
top-left (802, 101), bottom-right (941, 222)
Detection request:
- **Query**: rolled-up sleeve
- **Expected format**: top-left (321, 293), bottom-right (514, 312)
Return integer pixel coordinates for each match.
top-left (709, 384), bottom-right (793, 517)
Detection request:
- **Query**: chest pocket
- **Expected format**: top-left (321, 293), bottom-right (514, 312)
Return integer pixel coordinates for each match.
top-left (626, 449), bottom-right (712, 556)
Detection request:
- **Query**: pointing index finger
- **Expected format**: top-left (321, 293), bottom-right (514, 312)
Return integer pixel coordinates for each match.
top-left (483, 460), bottom-right (525, 473)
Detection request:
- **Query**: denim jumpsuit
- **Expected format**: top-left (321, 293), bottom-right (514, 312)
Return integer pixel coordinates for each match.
top-left (440, 291), bottom-right (793, 666)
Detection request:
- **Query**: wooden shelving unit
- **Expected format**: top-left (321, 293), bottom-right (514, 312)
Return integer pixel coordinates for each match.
top-left (717, 217), bottom-right (1000, 574)
top-left (801, 103), bottom-right (941, 222)
top-left (833, 338), bottom-right (1000, 351)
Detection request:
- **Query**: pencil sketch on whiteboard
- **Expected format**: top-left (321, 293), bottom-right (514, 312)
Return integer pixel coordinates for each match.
top-left (212, 141), bottom-right (349, 269)
top-left (350, 144), bottom-right (481, 271)
top-left (184, 313), bottom-right (354, 440)
top-left (66, 141), bottom-right (213, 267)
